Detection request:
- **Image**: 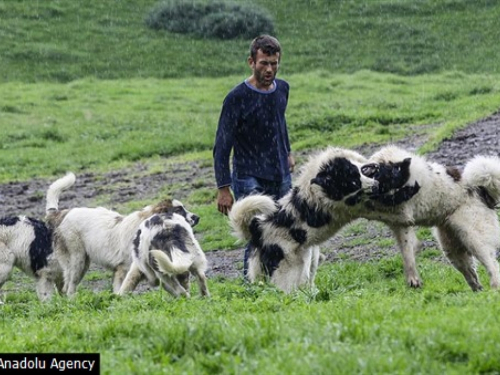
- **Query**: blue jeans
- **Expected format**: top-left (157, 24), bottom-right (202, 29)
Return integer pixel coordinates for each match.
top-left (232, 173), bottom-right (292, 279)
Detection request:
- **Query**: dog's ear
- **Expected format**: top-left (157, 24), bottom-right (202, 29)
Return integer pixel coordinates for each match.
top-left (401, 158), bottom-right (412, 173)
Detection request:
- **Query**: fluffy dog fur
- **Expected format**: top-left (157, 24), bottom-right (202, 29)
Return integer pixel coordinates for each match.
top-left (0, 215), bottom-right (62, 302)
top-left (118, 213), bottom-right (209, 298)
top-left (45, 172), bottom-right (199, 296)
top-left (360, 145), bottom-right (500, 291)
top-left (229, 147), bottom-right (378, 293)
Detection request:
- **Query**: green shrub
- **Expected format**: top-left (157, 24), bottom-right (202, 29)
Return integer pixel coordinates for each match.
top-left (145, 0), bottom-right (274, 40)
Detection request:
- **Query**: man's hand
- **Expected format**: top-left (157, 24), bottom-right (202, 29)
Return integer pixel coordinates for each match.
top-left (288, 154), bottom-right (296, 173)
top-left (217, 186), bottom-right (234, 215)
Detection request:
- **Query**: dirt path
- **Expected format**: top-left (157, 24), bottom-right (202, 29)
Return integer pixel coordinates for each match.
top-left (1, 110), bottom-right (499, 282)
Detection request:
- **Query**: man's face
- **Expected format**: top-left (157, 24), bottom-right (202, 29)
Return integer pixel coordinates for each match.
top-left (249, 49), bottom-right (280, 89)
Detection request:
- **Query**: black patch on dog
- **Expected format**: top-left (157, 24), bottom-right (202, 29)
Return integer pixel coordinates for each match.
top-left (248, 217), bottom-right (264, 248)
top-left (363, 158), bottom-right (412, 195)
top-left (345, 191), bottom-right (364, 206)
top-left (260, 244), bottom-right (285, 277)
top-left (476, 186), bottom-right (497, 209)
top-left (148, 214), bottom-right (165, 228)
top-left (311, 157), bottom-right (364, 201)
top-left (0, 216), bottom-right (20, 226)
top-left (446, 167), bottom-right (462, 182)
top-left (133, 229), bottom-right (142, 258)
top-left (26, 217), bottom-right (53, 274)
top-left (290, 188), bottom-right (331, 228)
top-left (149, 252), bottom-right (160, 272)
top-left (371, 182), bottom-right (421, 206)
top-left (289, 228), bottom-right (308, 244)
top-left (150, 225), bottom-right (191, 262)
top-left (272, 208), bottom-right (296, 228)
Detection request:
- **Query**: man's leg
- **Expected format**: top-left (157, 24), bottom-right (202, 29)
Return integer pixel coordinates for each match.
top-left (232, 174), bottom-right (263, 280)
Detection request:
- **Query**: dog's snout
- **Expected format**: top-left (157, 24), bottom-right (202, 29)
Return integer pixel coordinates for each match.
top-left (361, 163), bottom-right (379, 178)
top-left (191, 215), bottom-right (200, 227)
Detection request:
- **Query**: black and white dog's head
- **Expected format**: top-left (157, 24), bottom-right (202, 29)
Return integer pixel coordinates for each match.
top-left (153, 199), bottom-right (199, 227)
top-left (361, 157), bottom-right (412, 194)
top-left (361, 157), bottom-right (420, 206)
top-left (310, 156), bottom-right (378, 205)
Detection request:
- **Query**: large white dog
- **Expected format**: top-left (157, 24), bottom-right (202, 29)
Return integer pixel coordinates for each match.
top-left (118, 212), bottom-right (210, 298)
top-left (360, 145), bottom-right (500, 291)
top-left (0, 216), bottom-right (63, 303)
top-left (45, 172), bottom-right (199, 296)
top-left (229, 147), bottom-right (379, 293)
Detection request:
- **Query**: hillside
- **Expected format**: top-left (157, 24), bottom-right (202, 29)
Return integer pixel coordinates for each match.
top-left (1, 0), bottom-right (500, 82)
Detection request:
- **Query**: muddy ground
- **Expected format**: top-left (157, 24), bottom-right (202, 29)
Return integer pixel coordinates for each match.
top-left (1, 109), bottom-right (500, 288)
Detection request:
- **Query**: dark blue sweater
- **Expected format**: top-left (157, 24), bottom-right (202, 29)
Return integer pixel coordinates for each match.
top-left (213, 79), bottom-right (291, 188)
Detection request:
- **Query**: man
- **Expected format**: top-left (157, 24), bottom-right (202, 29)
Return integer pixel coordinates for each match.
top-left (213, 34), bottom-right (295, 278)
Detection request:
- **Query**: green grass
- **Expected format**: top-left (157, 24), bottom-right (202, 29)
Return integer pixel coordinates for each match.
top-left (2, 260), bottom-right (500, 374)
top-left (1, 71), bottom-right (499, 183)
top-left (3, 0), bottom-right (500, 82)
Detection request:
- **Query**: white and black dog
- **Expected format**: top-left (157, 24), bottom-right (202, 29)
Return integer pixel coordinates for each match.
top-left (45, 172), bottom-right (200, 296)
top-left (361, 145), bottom-right (500, 291)
top-left (229, 147), bottom-right (378, 293)
top-left (118, 212), bottom-right (209, 298)
top-left (0, 215), bottom-right (63, 303)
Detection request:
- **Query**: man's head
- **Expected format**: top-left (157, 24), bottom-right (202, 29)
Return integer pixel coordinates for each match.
top-left (248, 35), bottom-right (281, 90)
top-left (249, 35), bottom-right (281, 62)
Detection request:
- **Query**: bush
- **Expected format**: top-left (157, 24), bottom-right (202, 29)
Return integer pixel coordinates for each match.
top-left (145, 0), bottom-right (275, 40)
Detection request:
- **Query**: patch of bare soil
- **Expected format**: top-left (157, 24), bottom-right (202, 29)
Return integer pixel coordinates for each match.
top-left (1, 110), bottom-right (499, 289)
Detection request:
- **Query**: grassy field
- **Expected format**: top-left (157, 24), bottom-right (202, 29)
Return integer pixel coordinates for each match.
top-left (2, 0), bottom-right (500, 373)
top-left (1, 71), bottom-right (499, 182)
top-left (2, 259), bottom-right (500, 374)
top-left (2, 0), bottom-right (500, 82)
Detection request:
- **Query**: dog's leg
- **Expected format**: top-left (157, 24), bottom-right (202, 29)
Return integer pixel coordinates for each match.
top-left (434, 225), bottom-right (483, 291)
top-left (176, 272), bottom-right (191, 292)
top-left (389, 225), bottom-right (422, 288)
top-left (54, 240), bottom-right (74, 296)
top-left (65, 252), bottom-right (90, 296)
top-left (35, 271), bottom-right (56, 302)
top-left (158, 274), bottom-right (189, 298)
top-left (457, 213), bottom-right (500, 290)
top-left (112, 263), bottom-right (130, 294)
top-left (190, 268), bottom-right (210, 298)
top-left (55, 276), bottom-right (64, 295)
top-left (473, 247), bottom-right (500, 290)
top-left (308, 246), bottom-right (321, 289)
top-left (247, 250), bottom-right (263, 283)
top-left (0, 250), bottom-right (15, 304)
top-left (118, 262), bottom-right (144, 295)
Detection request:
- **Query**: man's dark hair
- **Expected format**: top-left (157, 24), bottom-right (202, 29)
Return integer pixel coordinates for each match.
top-left (249, 35), bottom-right (281, 62)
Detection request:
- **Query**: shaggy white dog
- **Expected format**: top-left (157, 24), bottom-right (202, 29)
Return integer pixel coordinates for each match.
top-left (118, 213), bottom-right (210, 298)
top-left (45, 172), bottom-right (199, 296)
top-left (361, 145), bottom-right (500, 291)
top-left (0, 216), bottom-right (63, 303)
top-left (229, 147), bottom-right (378, 293)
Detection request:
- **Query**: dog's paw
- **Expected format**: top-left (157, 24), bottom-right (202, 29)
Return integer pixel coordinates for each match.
top-left (408, 277), bottom-right (423, 288)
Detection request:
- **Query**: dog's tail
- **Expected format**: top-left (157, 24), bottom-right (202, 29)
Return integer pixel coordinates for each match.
top-left (150, 249), bottom-right (192, 275)
top-left (463, 155), bottom-right (500, 204)
top-left (46, 172), bottom-right (76, 213)
top-left (228, 194), bottom-right (278, 241)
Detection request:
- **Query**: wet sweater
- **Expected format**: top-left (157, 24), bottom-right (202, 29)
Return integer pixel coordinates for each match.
top-left (213, 79), bottom-right (291, 188)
